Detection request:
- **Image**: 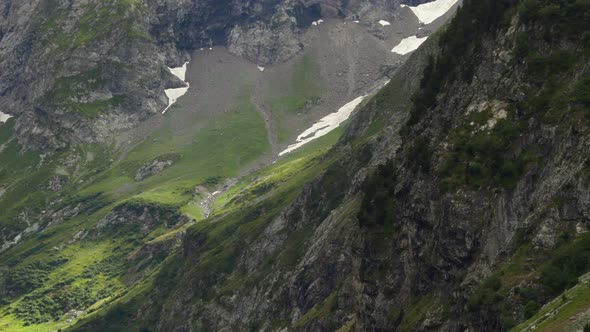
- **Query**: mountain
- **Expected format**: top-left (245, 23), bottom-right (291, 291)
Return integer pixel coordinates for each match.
top-left (0, 0), bottom-right (437, 151)
top-left (1, 0), bottom-right (590, 331)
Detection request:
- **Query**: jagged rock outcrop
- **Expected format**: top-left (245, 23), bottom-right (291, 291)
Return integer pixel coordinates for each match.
top-left (96, 201), bottom-right (188, 234)
top-left (134, 154), bottom-right (180, 181)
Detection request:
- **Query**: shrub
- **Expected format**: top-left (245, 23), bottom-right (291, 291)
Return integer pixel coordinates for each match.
top-left (6, 258), bottom-right (68, 296)
top-left (467, 274), bottom-right (503, 312)
top-left (439, 117), bottom-right (530, 191)
top-left (357, 160), bottom-right (397, 228)
top-left (541, 233), bottom-right (590, 295)
top-left (523, 300), bottom-right (541, 318)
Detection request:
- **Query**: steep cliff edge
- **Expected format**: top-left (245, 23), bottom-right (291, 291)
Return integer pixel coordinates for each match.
top-left (69, 0), bottom-right (590, 331)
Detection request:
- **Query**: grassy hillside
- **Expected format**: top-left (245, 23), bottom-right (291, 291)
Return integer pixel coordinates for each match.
top-left (0, 101), bottom-right (343, 330)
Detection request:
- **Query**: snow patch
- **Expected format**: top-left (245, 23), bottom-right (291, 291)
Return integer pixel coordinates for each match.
top-left (401, 0), bottom-right (459, 25)
top-left (312, 19), bottom-right (324, 26)
top-left (378, 20), bottom-right (391, 26)
top-left (163, 62), bottom-right (190, 114)
top-left (279, 96), bottom-right (366, 156)
top-left (391, 35), bottom-right (429, 55)
top-left (0, 111), bottom-right (12, 123)
top-left (168, 62), bottom-right (188, 81)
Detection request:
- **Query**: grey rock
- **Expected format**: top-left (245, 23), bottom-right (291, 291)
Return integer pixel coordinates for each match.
top-left (134, 158), bottom-right (176, 182)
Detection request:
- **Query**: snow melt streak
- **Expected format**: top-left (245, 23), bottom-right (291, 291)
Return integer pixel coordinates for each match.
top-left (401, 0), bottom-right (459, 25)
top-left (279, 96), bottom-right (366, 156)
top-left (163, 62), bottom-right (190, 114)
top-left (391, 35), bottom-right (429, 55)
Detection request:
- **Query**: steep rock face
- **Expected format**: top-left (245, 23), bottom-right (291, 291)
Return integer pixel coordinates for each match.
top-left (0, 0), bottom-right (167, 149)
top-left (88, 1), bottom-right (590, 331)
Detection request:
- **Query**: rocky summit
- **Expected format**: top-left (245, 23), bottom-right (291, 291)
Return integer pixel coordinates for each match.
top-left (0, 0), bottom-right (590, 331)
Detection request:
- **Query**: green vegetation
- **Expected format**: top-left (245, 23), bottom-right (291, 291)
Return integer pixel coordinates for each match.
top-left (405, 0), bottom-right (515, 130)
top-left (0, 120), bottom-right (56, 234)
top-left (357, 160), bottom-right (396, 229)
top-left (401, 0), bottom-right (590, 192)
top-left (293, 291), bottom-right (339, 328)
top-left (269, 55), bottom-right (322, 115)
top-left (468, 274), bottom-right (503, 312)
top-left (79, 83), bottom-right (270, 208)
top-left (5, 0), bottom-right (590, 330)
top-left (36, 0), bottom-right (146, 117)
top-left (0, 67), bottom-right (350, 330)
top-left (466, 232), bottom-right (590, 331)
top-left (397, 295), bottom-right (449, 332)
top-left (512, 273), bottom-right (590, 332)
top-left (5, 258), bottom-right (68, 297)
top-left (514, 0), bottom-right (590, 126)
top-left (74, 0), bottom-right (147, 47)
top-left (438, 112), bottom-right (537, 190)
top-left (40, 0), bottom-right (147, 52)
top-left (267, 55), bottom-right (324, 143)
top-left (70, 139), bottom-right (340, 331)
top-left (520, 0), bottom-right (590, 40)
top-left (399, 0), bottom-right (521, 189)
top-left (45, 65), bottom-right (127, 117)
top-left (15, 280), bottom-right (97, 325)
top-left (541, 233), bottom-right (590, 296)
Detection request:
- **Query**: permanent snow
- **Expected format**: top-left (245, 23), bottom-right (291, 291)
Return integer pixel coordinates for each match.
top-left (279, 96), bottom-right (366, 156)
top-left (162, 62), bottom-right (190, 114)
top-left (391, 35), bottom-right (429, 55)
top-left (0, 111), bottom-right (12, 123)
top-left (379, 20), bottom-right (391, 26)
top-left (401, 0), bottom-right (459, 25)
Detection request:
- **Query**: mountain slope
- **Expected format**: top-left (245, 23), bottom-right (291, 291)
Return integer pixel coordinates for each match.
top-left (0, 1), bottom-right (464, 331)
top-left (67, 0), bottom-right (590, 331)
top-left (2, 0), bottom-right (589, 331)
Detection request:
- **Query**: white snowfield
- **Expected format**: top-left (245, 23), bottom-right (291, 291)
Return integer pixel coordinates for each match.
top-left (0, 111), bottom-right (12, 123)
top-left (279, 95), bottom-right (366, 156)
top-left (169, 62), bottom-right (188, 81)
top-left (401, 0), bottom-right (459, 25)
top-left (391, 35), bottom-right (429, 55)
top-left (379, 20), bottom-right (391, 26)
top-left (162, 62), bottom-right (190, 114)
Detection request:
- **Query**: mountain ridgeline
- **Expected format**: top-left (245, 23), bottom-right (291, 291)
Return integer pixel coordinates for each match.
top-left (0, 0), bottom-right (589, 331)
